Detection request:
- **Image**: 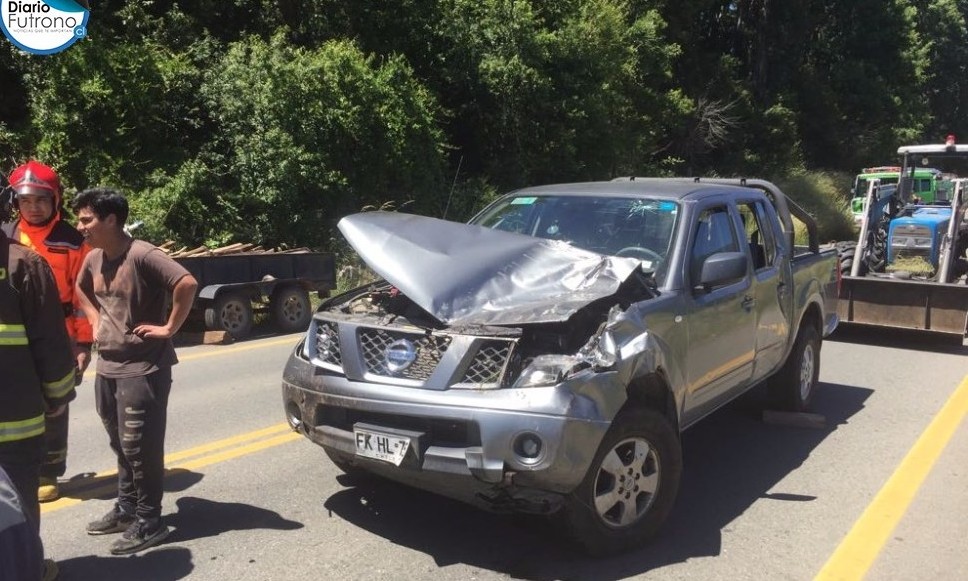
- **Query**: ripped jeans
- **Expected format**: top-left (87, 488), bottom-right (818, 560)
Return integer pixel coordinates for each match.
top-left (94, 368), bottom-right (172, 520)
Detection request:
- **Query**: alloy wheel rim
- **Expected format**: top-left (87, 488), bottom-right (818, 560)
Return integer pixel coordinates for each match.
top-left (799, 343), bottom-right (815, 400)
top-left (593, 436), bottom-right (660, 528)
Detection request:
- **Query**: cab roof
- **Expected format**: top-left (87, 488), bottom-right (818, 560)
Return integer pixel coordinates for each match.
top-left (507, 178), bottom-right (763, 202)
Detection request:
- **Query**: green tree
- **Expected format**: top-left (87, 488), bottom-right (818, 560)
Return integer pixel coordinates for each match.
top-left (915, 0), bottom-right (968, 141)
top-left (140, 33), bottom-right (447, 248)
top-left (434, 0), bottom-right (683, 187)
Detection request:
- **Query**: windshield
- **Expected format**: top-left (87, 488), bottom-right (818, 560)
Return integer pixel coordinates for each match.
top-left (471, 194), bottom-right (679, 280)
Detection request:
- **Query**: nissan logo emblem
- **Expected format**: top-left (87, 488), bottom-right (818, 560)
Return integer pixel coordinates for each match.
top-left (385, 338), bottom-right (417, 373)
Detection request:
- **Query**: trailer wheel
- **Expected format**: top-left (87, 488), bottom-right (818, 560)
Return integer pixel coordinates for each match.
top-left (270, 286), bottom-right (312, 333)
top-left (556, 408), bottom-right (681, 556)
top-left (204, 292), bottom-right (253, 339)
top-left (768, 323), bottom-right (820, 412)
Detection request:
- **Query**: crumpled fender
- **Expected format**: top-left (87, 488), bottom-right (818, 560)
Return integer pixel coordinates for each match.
top-left (558, 303), bottom-right (680, 424)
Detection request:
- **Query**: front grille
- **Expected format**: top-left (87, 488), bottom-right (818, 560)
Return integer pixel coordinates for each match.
top-left (897, 225), bottom-right (931, 238)
top-left (458, 340), bottom-right (513, 387)
top-left (359, 328), bottom-right (452, 381)
top-left (313, 320), bottom-right (342, 366)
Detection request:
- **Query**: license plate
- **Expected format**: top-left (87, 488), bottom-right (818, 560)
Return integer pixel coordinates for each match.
top-left (354, 426), bottom-right (411, 466)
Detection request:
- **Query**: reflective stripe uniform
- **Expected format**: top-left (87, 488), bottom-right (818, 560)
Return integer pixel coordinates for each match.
top-left (3, 215), bottom-right (90, 479)
top-left (0, 236), bottom-right (76, 448)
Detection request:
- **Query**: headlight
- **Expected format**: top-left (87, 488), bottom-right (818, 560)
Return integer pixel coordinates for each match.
top-left (513, 355), bottom-right (583, 388)
top-left (512, 307), bottom-right (626, 388)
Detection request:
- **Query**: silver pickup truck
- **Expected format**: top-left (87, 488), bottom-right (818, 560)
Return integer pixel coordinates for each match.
top-left (281, 178), bottom-right (839, 554)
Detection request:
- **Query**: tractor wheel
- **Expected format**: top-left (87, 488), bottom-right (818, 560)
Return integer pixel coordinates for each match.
top-left (835, 241), bottom-right (857, 277)
top-left (866, 220), bottom-right (889, 272)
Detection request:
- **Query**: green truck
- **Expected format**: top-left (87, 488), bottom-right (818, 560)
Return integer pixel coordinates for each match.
top-left (850, 165), bottom-right (950, 224)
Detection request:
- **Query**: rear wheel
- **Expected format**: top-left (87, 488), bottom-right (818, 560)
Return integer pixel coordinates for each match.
top-left (204, 292), bottom-right (253, 339)
top-left (557, 408), bottom-right (681, 556)
top-left (768, 323), bottom-right (821, 412)
top-left (270, 286), bottom-right (312, 333)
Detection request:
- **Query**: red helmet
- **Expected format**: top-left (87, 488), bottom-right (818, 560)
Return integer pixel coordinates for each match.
top-left (8, 160), bottom-right (62, 206)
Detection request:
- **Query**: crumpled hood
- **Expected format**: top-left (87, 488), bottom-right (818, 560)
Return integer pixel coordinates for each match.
top-left (337, 212), bottom-right (643, 326)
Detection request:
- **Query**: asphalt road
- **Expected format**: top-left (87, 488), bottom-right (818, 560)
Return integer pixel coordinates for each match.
top-left (38, 326), bottom-right (968, 581)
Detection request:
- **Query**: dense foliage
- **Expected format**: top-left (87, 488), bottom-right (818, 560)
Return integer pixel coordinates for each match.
top-left (1, 0), bottom-right (966, 248)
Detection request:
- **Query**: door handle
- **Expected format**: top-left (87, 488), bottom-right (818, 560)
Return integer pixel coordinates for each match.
top-left (741, 295), bottom-right (755, 311)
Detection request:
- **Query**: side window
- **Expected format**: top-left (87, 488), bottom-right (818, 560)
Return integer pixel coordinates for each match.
top-left (690, 206), bottom-right (739, 284)
top-left (738, 201), bottom-right (777, 270)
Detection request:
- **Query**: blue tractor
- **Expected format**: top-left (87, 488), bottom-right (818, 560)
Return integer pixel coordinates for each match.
top-left (839, 137), bottom-right (968, 342)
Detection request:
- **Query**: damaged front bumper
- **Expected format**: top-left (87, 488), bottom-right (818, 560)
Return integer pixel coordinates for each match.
top-left (281, 348), bottom-right (613, 514)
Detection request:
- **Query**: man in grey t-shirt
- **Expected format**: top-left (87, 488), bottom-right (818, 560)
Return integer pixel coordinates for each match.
top-left (74, 188), bottom-right (198, 555)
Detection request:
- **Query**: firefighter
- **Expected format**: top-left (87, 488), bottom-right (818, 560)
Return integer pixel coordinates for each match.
top-left (1, 174), bottom-right (76, 579)
top-left (2, 161), bottom-right (93, 503)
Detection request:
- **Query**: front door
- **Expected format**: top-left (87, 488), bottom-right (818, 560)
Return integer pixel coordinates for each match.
top-left (683, 203), bottom-right (756, 424)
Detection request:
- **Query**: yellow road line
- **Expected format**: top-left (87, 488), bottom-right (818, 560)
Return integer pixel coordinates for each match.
top-left (177, 336), bottom-right (299, 362)
top-left (816, 375), bottom-right (968, 580)
top-left (41, 422), bottom-right (296, 514)
top-left (165, 423), bottom-right (291, 463)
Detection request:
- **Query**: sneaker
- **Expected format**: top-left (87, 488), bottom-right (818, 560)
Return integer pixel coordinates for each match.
top-left (109, 518), bottom-right (170, 555)
top-left (38, 478), bottom-right (59, 503)
top-left (86, 505), bottom-right (136, 536)
top-left (42, 558), bottom-right (59, 581)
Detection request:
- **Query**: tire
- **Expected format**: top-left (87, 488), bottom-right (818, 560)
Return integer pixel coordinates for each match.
top-left (835, 241), bottom-right (857, 277)
top-left (204, 292), bottom-right (253, 339)
top-left (270, 286), bottom-right (312, 333)
top-left (557, 408), bottom-right (682, 556)
top-left (866, 219), bottom-right (889, 273)
top-left (768, 323), bottom-right (821, 412)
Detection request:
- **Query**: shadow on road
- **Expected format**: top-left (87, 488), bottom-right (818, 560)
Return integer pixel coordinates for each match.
top-left (55, 547), bottom-right (194, 581)
top-left (322, 381), bottom-right (872, 580)
top-left (165, 495), bottom-right (303, 543)
top-left (828, 324), bottom-right (967, 354)
top-left (58, 468), bottom-right (205, 503)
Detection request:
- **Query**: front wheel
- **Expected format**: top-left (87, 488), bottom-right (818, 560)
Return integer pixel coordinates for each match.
top-left (768, 323), bottom-right (821, 412)
top-left (557, 408), bottom-right (682, 556)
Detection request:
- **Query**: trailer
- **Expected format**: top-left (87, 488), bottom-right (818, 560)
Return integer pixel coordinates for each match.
top-left (174, 251), bottom-right (336, 339)
top-left (838, 136), bottom-right (968, 342)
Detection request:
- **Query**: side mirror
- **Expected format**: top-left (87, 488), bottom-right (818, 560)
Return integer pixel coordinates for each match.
top-left (697, 251), bottom-right (747, 291)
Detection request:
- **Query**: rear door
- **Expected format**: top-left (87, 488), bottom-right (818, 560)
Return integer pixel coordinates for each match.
top-left (737, 198), bottom-right (792, 380)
